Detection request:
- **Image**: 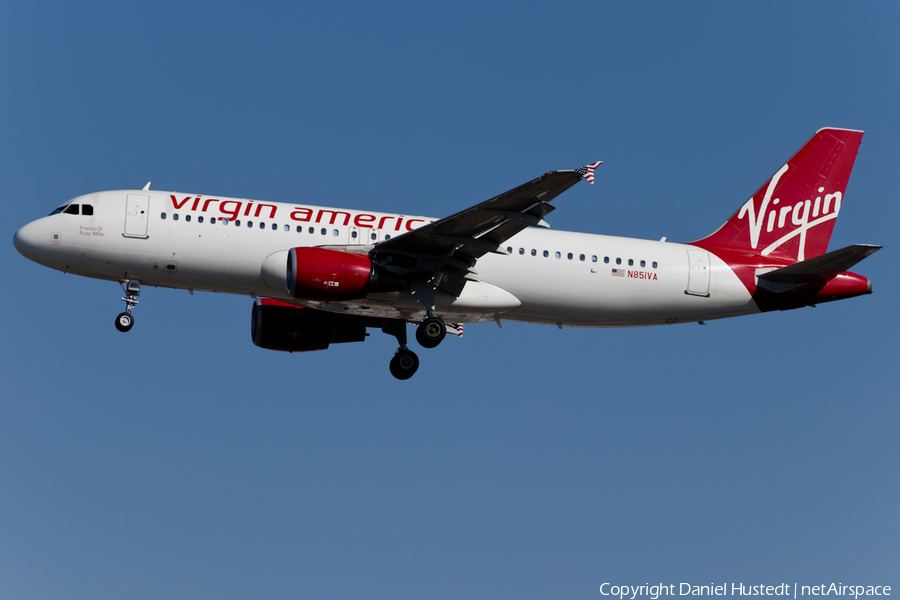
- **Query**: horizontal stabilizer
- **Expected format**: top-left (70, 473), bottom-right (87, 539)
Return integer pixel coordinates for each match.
top-left (758, 244), bottom-right (881, 284)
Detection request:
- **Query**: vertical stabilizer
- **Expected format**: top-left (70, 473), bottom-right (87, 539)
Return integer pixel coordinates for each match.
top-left (695, 128), bottom-right (863, 262)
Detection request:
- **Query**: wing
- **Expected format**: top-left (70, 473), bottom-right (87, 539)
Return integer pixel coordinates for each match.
top-left (372, 162), bottom-right (601, 296)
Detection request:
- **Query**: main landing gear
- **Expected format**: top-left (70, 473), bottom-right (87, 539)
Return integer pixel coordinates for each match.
top-left (390, 348), bottom-right (420, 380)
top-left (115, 280), bottom-right (140, 333)
top-left (415, 315), bottom-right (446, 349)
top-left (383, 315), bottom-right (448, 380)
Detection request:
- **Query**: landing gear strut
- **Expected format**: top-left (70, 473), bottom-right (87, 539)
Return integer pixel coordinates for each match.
top-left (115, 280), bottom-right (140, 333)
top-left (383, 319), bottom-right (419, 380)
top-left (415, 315), bottom-right (446, 349)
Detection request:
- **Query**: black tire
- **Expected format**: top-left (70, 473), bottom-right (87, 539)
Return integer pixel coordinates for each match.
top-left (389, 349), bottom-right (419, 380)
top-left (115, 312), bottom-right (134, 332)
top-left (415, 316), bottom-right (446, 349)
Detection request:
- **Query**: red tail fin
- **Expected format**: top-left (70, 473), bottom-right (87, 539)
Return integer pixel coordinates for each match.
top-left (695, 128), bottom-right (863, 262)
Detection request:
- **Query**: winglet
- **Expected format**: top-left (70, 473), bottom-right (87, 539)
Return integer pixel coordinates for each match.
top-left (576, 161), bottom-right (602, 184)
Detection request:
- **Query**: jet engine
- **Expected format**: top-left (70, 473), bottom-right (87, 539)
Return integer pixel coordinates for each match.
top-left (286, 247), bottom-right (403, 301)
top-left (251, 298), bottom-right (367, 352)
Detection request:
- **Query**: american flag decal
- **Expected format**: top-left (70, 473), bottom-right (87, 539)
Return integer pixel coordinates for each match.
top-left (447, 322), bottom-right (464, 337)
top-left (611, 268), bottom-right (624, 277)
top-left (575, 161), bottom-right (603, 184)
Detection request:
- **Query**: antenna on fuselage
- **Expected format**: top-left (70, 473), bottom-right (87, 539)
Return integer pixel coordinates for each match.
top-left (142, 182), bottom-right (151, 190)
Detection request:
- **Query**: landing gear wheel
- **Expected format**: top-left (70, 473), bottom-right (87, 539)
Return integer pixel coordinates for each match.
top-left (115, 312), bottom-right (134, 332)
top-left (415, 316), bottom-right (446, 349)
top-left (389, 348), bottom-right (419, 380)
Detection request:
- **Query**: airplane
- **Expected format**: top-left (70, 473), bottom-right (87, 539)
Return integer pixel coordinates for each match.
top-left (13, 128), bottom-right (880, 379)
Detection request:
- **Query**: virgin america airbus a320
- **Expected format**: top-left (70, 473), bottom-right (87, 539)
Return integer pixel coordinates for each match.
top-left (14, 128), bottom-right (879, 379)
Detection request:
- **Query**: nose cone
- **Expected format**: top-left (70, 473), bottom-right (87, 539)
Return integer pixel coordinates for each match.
top-left (13, 220), bottom-right (39, 261)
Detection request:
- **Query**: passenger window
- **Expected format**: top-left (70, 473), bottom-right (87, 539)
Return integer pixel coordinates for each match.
top-left (652, 261), bottom-right (658, 269)
top-left (519, 248), bottom-right (524, 255)
top-left (543, 250), bottom-right (549, 258)
top-left (580, 254), bottom-right (585, 261)
top-left (161, 213), bottom-right (167, 219)
top-left (567, 253), bottom-right (573, 260)
top-left (604, 256), bottom-right (609, 264)
top-left (210, 218), bottom-right (216, 224)
top-left (385, 234), bottom-right (391, 240)
top-left (333, 229), bottom-right (339, 236)
top-left (173, 213), bottom-right (179, 221)
top-left (371, 232), bottom-right (377, 240)
top-left (63, 204), bottom-right (79, 215)
top-left (185, 215), bottom-right (191, 222)
top-left (351, 231), bottom-right (358, 238)
top-left (198, 216), bottom-right (204, 223)
top-left (628, 259), bottom-right (633, 266)
top-left (297, 226), bottom-right (302, 233)
top-left (321, 228), bottom-right (326, 235)
top-left (310, 227), bottom-right (316, 234)
top-left (616, 258), bottom-right (621, 265)
top-left (640, 260), bottom-right (646, 267)
top-left (531, 249), bottom-right (536, 256)
top-left (272, 223), bottom-right (278, 230)
top-left (259, 222), bottom-right (265, 229)
top-left (234, 219), bottom-right (239, 226)
top-left (81, 205), bottom-right (94, 215)
top-left (222, 219), bottom-right (228, 225)
top-left (555, 251), bottom-right (561, 259)
top-left (507, 246), bottom-right (512, 253)
top-left (592, 255), bottom-right (598, 262)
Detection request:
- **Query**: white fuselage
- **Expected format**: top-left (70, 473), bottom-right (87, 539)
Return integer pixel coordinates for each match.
top-left (15, 190), bottom-right (759, 326)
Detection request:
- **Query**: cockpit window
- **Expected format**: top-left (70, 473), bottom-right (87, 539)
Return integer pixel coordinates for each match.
top-left (50, 203), bottom-right (91, 216)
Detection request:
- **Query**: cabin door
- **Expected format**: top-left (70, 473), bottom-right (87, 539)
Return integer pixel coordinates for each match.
top-left (124, 194), bottom-right (150, 238)
top-left (686, 249), bottom-right (710, 296)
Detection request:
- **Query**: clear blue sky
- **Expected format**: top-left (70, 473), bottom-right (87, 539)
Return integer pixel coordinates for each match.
top-left (2, 2), bottom-right (898, 598)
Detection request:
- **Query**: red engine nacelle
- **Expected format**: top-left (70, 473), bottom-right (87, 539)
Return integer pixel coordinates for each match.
top-left (287, 247), bottom-right (374, 301)
top-left (251, 298), bottom-right (367, 352)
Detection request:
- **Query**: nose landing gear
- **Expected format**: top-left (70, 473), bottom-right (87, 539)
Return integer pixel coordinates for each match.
top-left (115, 312), bottom-right (134, 332)
top-left (115, 280), bottom-right (140, 333)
